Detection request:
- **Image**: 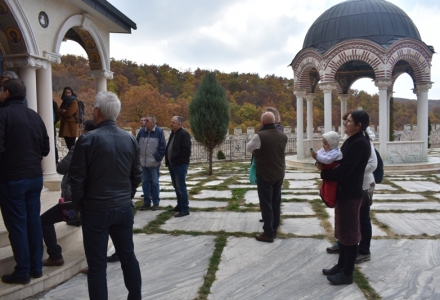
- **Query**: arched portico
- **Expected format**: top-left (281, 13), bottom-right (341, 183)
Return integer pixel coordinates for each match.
top-left (0, 0), bottom-right (136, 188)
top-left (289, 0), bottom-right (434, 164)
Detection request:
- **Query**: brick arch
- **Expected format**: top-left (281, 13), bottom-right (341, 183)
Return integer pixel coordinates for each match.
top-left (293, 51), bottom-right (323, 92)
top-left (386, 41), bottom-right (432, 83)
top-left (322, 40), bottom-right (386, 82)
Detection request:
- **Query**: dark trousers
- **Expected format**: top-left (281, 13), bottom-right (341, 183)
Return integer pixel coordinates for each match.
top-left (41, 204), bottom-right (64, 260)
top-left (82, 204), bottom-right (141, 300)
top-left (168, 164), bottom-right (189, 212)
top-left (0, 177), bottom-right (44, 276)
top-left (337, 243), bottom-right (358, 276)
top-left (257, 175), bottom-right (282, 238)
top-left (64, 137), bottom-right (75, 150)
top-left (359, 205), bottom-right (372, 255)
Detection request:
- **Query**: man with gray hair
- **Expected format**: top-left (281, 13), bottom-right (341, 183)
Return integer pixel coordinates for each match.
top-left (246, 112), bottom-right (287, 243)
top-left (1, 70), bottom-right (19, 82)
top-left (137, 114), bottom-right (166, 211)
top-left (70, 91), bottom-right (142, 300)
top-left (165, 116), bottom-right (191, 217)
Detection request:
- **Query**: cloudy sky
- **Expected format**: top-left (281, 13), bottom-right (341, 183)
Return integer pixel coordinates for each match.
top-left (62, 0), bottom-right (440, 99)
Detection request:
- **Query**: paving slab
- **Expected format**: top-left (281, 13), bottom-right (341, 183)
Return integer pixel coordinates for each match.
top-left (373, 194), bottom-right (427, 201)
top-left (433, 194), bottom-right (440, 200)
top-left (288, 180), bottom-right (318, 189)
top-left (41, 234), bottom-right (215, 300)
top-left (161, 212), bottom-right (262, 233)
top-left (359, 239), bottom-right (440, 300)
top-left (284, 173), bottom-right (320, 180)
top-left (390, 181), bottom-right (440, 192)
top-left (203, 180), bottom-right (224, 186)
top-left (209, 237), bottom-right (365, 300)
top-left (133, 210), bottom-right (162, 229)
top-left (375, 213), bottom-right (440, 236)
top-left (228, 184), bottom-right (257, 189)
top-left (244, 190), bottom-right (259, 204)
top-left (159, 175), bottom-right (172, 182)
top-left (326, 208), bottom-right (387, 237)
top-left (372, 202), bottom-right (440, 211)
top-left (374, 184), bottom-right (398, 191)
top-left (217, 176), bottom-right (232, 180)
top-left (187, 168), bottom-right (204, 174)
top-left (283, 194), bottom-right (321, 201)
top-left (282, 202), bottom-right (315, 215)
top-left (186, 180), bottom-right (201, 185)
top-left (281, 218), bottom-right (325, 235)
top-left (193, 190), bottom-right (232, 199)
top-left (283, 189), bottom-right (322, 194)
top-left (160, 199), bottom-right (228, 209)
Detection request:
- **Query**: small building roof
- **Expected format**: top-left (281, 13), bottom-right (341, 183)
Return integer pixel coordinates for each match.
top-left (303, 0), bottom-right (423, 53)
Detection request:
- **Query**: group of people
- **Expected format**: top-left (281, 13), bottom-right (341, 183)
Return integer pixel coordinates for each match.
top-left (247, 107), bottom-right (376, 286)
top-left (0, 74), bottom-right (192, 299)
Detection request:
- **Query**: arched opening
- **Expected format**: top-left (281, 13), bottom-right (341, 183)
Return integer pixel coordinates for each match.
top-left (393, 72), bottom-right (416, 100)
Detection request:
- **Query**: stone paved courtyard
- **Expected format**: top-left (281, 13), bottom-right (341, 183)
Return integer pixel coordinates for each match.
top-left (37, 161), bottom-right (440, 300)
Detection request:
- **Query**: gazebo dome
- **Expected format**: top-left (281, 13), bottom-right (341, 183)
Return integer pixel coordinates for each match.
top-left (303, 0), bottom-right (422, 52)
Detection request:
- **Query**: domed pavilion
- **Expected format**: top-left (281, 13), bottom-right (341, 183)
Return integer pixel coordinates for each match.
top-left (289, 0), bottom-right (435, 164)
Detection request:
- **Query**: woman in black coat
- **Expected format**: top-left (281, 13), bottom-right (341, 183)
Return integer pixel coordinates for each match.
top-left (317, 110), bottom-right (371, 285)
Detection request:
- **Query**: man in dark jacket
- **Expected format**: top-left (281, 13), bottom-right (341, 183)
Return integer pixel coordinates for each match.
top-left (246, 112), bottom-right (287, 243)
top-left (0, 79), bottom-right (50, 284)
top-left (165, 116), bottom-right (191, 217)
top-left (70, 91), bottom-right (142, 300)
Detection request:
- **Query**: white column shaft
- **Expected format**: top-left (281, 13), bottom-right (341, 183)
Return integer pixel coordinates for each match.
top-left (95, 76), bottom-right (107, 93)
top-left (296, 96), bottom-right (304, 159)
top-left (19, 67), bottom-right (37, 112)
top-left (306, 99), bottom-right (313, 140)
top-left (417, 90), bottom-right (429, 160)
top-left (324, 91), bottom-right (332, 133)
top-left (36, 66), bottom-right (57, 177)
top-left (378, 87), bottom-right (388, 160)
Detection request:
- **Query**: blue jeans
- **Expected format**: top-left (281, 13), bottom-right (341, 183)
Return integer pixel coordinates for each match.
top-left (168, 164), bottom-right (189, 212)
top-left (81, 204), bottom-right (141, 300)
top-left (142, 166), bottom-right (160, 205)
top-left (0, 176), bottom-right (44, 276)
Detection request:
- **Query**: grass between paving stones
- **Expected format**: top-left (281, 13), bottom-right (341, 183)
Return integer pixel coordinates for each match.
top-left (227, 188), bottom-right (247, 211)
top-left (354, 269), bottom-right (382, 300)
top-left (197, 234), bottom-right (228, 300)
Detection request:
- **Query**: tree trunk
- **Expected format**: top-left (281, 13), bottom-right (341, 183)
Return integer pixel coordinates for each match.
top-left (208, 148), bottom-right (213, 175)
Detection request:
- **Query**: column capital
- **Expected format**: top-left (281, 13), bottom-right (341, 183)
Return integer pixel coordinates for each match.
top-left (374, 78), bottom-right (392, 89)
top-left (4, 55), bottom-right (48, 69)
top-left (294, 90), bottom-right (307, 97)
top-left (304, 93), bottom-right (316, 101)
top-left (337, 94), bottom-right (350, 101)
top-left (415, 81), bottom-right (433, 92)
top-left (44, 51), bottom-right (61, 64)
top-left (87, 70), bottom-right (114, 79)
top-left (318, 82), bottom-right (337, 92)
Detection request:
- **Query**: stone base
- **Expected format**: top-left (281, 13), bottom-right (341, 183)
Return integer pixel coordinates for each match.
top-left (43, 174), bottom-right (62, 191)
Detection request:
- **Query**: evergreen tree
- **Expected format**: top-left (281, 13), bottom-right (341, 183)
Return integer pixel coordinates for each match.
top-left (189, 72), bottom-right (229, 175)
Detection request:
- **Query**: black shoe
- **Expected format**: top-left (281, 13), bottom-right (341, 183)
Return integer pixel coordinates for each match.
top-left (107, 252), bottom-right (119, 262)
top-left (168, 206), bottom-right (181, 212)
top-left (2, 272), bottom-right (30, 284)
top-left (152, 204), bottom-right (159, 211)
top-left (327, 272), bottom-right (353, 285)
top-left (174, 211), bottom-right (190, 217)
top-left (322, 265), bottom-right (342, 276)
top-left (29, 271), bottom-right (43, 279)
top-left (66, 219), bottom-right (81, 227)
top-left (255, 233), bottom-right (274, 243)
top-left (139, 203), bottom-right (151, 211)
top-left (259, 219), bottom-right (263, 222)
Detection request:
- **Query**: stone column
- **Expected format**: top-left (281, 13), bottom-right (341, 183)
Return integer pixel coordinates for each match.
top-left (5, 56), bottom-right (49, 112)
top-left (375, 79), bottom-right (392, 161)
top-left (415, 82), bottom-right (432, 161)
top-left (294, 90), bottom-right (306, 159)
top-left (338, 94), bottom-right (350, 136)
top-left (88, 70), bottom-right (114, 93)
top-left (319, 82), bottom-right (336, 133)
top-left (304, 93), bottom-right (316, 140)
top-left (37, 64), bottom-right (57, 178)
top-left (19, 67), bottom-right (38, 112)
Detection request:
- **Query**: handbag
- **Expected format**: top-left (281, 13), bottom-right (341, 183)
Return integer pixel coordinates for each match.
top-left (249, 157), bottom-right (257, 185)
top-left (58, 200), bottom-right (80, 222)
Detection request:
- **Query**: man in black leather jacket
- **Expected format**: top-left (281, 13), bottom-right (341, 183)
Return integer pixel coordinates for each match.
top-left (70, 91), bottom-right (142, 300)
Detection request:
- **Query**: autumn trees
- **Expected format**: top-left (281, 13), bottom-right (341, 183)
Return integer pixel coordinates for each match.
top-left (189, 72), bottom-right (229, 175)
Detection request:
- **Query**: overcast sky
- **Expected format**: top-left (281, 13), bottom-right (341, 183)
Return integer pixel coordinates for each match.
top-left (62, 0), bottom-right (440, 100)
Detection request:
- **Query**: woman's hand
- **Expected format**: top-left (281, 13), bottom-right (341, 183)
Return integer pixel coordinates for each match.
top-left (315, 162), bottom-right (324, 171)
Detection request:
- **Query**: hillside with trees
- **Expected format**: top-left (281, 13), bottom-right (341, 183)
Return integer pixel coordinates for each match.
top-left (52, 55), bottom-right (440, 132)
